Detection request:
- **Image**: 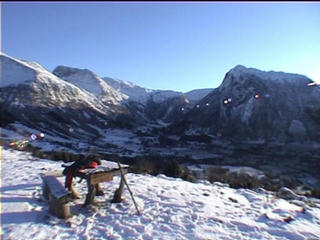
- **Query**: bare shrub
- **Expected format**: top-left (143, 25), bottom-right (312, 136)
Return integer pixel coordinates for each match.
top-left (208, 166), bottom-right (229, 183)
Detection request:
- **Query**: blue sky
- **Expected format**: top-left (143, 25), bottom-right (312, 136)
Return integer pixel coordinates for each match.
top-left (2, 2), bottom-right (320, 92)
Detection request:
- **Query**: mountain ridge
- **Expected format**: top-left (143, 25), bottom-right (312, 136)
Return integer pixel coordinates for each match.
top-left (2, 51), bottom-right (320, 151)
top-left (175, 64), bottom-right (320, 143)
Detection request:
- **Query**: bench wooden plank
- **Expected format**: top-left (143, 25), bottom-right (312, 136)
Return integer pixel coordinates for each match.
top-left (42, 175), bottom-right (70, 200)
top-left (41, 174), bottom-right (71, 219)
top-left (74, 168), bottom-right (128, 184)
top-left (90, 172), bottom-right (114, 185)
top-left (79, 167), bottom-right (129, 176)
top-left (41, 170), bottom-right (64, 177)
top-left (82, 167), bottom-right (129, 206)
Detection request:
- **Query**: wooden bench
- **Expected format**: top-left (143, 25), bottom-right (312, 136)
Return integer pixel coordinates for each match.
top-left (41, 172), bottom-right (72, 219)
top-left (73, 166), bottom-right (129, 206)
top-left (41, 163), bottom-right (129, 218)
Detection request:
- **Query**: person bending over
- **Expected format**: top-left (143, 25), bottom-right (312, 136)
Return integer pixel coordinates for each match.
top-left (63, 154), bottom-right (104, 199)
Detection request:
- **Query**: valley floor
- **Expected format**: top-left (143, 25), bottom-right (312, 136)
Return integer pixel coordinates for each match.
top-left (1, 148), bottom-right (320, 240)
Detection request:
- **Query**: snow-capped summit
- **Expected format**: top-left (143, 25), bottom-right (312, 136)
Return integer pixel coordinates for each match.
top-left (103, 76), bottom-right (214, 104)
top-left (1, 52), bottom-right (35, 88)
top-left (104, 77), bottom-right (149, 90)
top-left (53, 66), bottom-right (128, 105)
top-left (225, 65), bottom-right (310, 86)
top-left (102, 77), bottom-right (153, 103)
top-left (1, 52), bottom-right (67, 88)
top-left (0, 52), bottom-right (134, 140)
top-left (103, 76), bottom-right (187, 104)
top-left (0, 52), bottom-right (103, 110)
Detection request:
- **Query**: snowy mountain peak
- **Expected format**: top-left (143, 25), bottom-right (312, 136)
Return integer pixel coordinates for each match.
top-left (0, 52), bottom-right (119, 114)
top-left (0, 52), bottom-right (80, 91)
top-left (102, 77), bottom-right (153, 103)
top-left (227, 64), bottom-right (310, 84)
top-left (53, 66), bottom-right (128, 104)
top-left (112, 77), bottom-right (144, 90)
top-left (53, 65), bottom-right (94, 78)
top-left (103, 77), bottom-right (213, 104)
top-left (185, 64), bottom-right (320, 142)
top-left (53, 65), bottom-right (106, 95)
top-left (232, 64), bottom-right (247, 70)
top-left (1, 54), bottom-right (33, 88)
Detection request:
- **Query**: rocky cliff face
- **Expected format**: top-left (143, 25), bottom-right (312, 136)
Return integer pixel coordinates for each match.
top-left (179, 65), bottom-right (320, 143)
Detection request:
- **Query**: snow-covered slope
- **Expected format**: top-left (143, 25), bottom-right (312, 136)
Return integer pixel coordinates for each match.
top-left (2, 149), bottom-right (320, 240)
top-left (102, 76), bottom-right (214, 123)
top-left (52, 66), bottom-right (214, 124)
top-left (0, 52), bottom-right (112, 112)
top-left (184, 88), bottom-right (213, 101)
top-left (0, 53), bottom-right (134, 140)
top-left (103, 76), bottom-right (184, 104)
top-left (103, 77), bottom-right (213, 104)
top-left (102, 77), bottom-right (153, 103)
top-left (144, 95), bottom-right (192, 123)
top-left (53, 66), bottom-right (128, 105)
top-left (1, 52), bottom-right (38, 88)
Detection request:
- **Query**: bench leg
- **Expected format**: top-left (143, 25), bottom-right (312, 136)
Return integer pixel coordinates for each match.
top-left (42, 182), bottom-right (49, 200)
top-left (70, 185), bottom-right (80, 199)
top-left (49, 196), bottom-right (71, 219)
top-left (84, 183), bottom-right (96, 206)
top-left (112, 176), bottom-right (125, 203)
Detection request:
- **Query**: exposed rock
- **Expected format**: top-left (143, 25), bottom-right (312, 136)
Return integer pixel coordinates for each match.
top-left (288, 120), bottom-right (307, 141)
top-left (276, 187), bottom-right (307, 202)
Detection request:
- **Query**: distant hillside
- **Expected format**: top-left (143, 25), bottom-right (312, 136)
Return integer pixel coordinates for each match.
top-left (174, 65), bottom-right (320, 142)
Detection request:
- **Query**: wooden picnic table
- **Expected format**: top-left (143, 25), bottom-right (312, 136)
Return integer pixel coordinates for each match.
top-left (73, 164), bottom-right (129, 206)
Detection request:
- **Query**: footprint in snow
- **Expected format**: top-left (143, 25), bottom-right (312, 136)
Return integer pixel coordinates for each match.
top-left (228, 197), bottom-right (238, 203)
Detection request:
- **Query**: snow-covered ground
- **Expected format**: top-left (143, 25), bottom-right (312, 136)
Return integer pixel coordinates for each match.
top-left (1, 148), bottom-right (320, 240)
top-left (1, 125), bottom-right (76, 153)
